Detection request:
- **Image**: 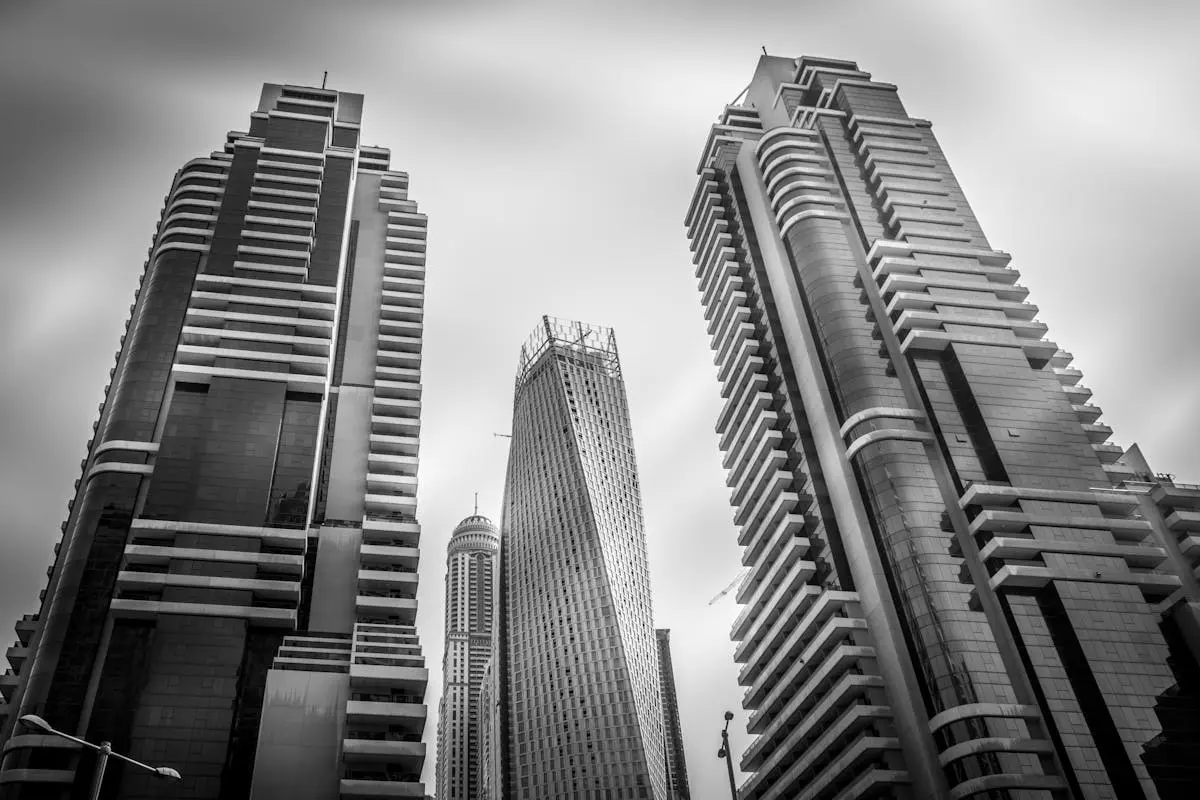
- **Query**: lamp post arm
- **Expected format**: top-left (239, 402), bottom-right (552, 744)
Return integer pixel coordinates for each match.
top-left (32, 727), bottom-right (98, 753)
top-left (106, 748), bottom-right (165, 775)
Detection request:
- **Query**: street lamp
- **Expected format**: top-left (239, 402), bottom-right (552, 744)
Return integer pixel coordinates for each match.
top-left (717, 710), bottom-right (738, 800)
top-left (19, 714), bottom-right (181, 800)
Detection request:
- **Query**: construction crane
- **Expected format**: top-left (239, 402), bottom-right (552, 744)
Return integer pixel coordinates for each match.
top-left (708, 568), bottom-right (751, 606)
top-left (493, 432), bottom-right (512, 439)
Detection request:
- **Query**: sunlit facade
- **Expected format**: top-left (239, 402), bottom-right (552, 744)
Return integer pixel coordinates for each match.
top-left (499, 316), bottom-right (668, 800)
top-left (684, 55), bottom-right (1200, 800)
top-left (0, 83), bottom-right (431, 799)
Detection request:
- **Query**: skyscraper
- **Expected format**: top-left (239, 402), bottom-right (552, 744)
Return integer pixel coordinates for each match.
top-left (684, 55), bottom-right (1200, 800)
top-left (0, 83), bottom-right (431, 799)
top-left (499, 317), bottom-right (667, 800)
top-left (476, 656), bottom-right (501, 800)
top-left (654, 630), bottom-right (690, 800)
top-left (435, 514), bottom-right (499, 800)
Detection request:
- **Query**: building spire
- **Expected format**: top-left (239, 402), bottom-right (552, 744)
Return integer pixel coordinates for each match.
top-left (474, 491), bottom-right (479, 516)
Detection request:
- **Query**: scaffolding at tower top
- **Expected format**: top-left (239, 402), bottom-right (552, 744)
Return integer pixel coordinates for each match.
top-left (514, 315), bottom-right (621, 390)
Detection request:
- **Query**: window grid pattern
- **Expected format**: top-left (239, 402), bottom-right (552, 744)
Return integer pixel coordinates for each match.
top-left (502, 317), bottom-right (667, 800)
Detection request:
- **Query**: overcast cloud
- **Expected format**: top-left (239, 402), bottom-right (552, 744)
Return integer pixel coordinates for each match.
top-left (1, 0), bottom-right (1198, 790)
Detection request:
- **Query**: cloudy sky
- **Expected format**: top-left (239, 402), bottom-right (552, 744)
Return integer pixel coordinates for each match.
top-left (2, 0), bottom-right (1199, 791)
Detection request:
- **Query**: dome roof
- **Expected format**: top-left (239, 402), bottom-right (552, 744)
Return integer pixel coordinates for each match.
top-left (453, 514), bottom-right (498, 534)
top-left (448, 514), bottom-right (500, 556)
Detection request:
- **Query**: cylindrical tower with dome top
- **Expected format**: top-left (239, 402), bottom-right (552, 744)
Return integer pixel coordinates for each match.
top-left (434, 515), bottom-right (499, 800)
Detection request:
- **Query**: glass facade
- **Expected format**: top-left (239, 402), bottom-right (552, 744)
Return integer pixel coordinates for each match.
top-left (0, 83), bottom-right (432, 800)
top-left (685, 54), bottom-right (1200, 800)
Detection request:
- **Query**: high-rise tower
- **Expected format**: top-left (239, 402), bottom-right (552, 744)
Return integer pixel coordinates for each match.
top-left (655, 630), bottom-right (690, 800)
top-left (684, 55), bottom-right (1200, 800)
top-left (0, 83), bottom-right (431, 799)
top-left (435, 515), bottom-right (499, 800)
top-left (499, 317), bottom-right (667, 800)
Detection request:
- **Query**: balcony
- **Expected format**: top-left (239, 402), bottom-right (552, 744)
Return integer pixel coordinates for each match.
top-left (342, 737), bottom-right (424, 764)
top-left (350, 663), bottom-right (427, 697)
top-left (339, 779), bottom-right (424, 799)
top-left (358, 569), bottom-right (418, 598)
top-left (1166, 509), bottom-right (1200, 533)
top-left (345, 700), bottom-right (426, 729)
top-left (364, 493), bottom-right (417, 519)
top-left (122, 544), bottom-right (304, 574)
top-left (368, 433), bottom-right (418, 458)
top-left (370, 415), bottom-right (419, 437)
top-left (366, 453), bottom-right (418, 477)
top-left (355, 595), bottom-right (418, 626)
top-left (116, 571), bottom-right (300, 600)
top-left (15, 616), bottom-right (37, 647)
top-left (360, 544), bottom-right (419, 571)
top-left (375, 348), bottom-right (421, 371)
top-left (1, 672), bottom-right (19, 702)
top-left (373, 374), bottom-right (422, 401)
top-left (6, 644), bottom-right (27, 672)
top-left (362, 520), bottom-right (420, 549)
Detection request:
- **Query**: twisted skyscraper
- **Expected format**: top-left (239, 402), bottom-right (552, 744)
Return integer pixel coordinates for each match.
top-left (0, 83), bottom-right (431, 799)
top-left (499, 317), bottom-right (667, 800)
top-left (685, 55), bottom-right (1200, 800)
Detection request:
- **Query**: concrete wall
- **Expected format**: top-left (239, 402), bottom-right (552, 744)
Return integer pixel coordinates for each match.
top-left (343, 174), bottom-right (386, 389)
top-left (309, 523), bottom-right (363, 635)
top-left (250, 670), bottom-right (349, 800)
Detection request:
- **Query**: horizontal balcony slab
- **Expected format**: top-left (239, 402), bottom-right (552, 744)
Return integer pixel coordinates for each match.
top-left (349, 664), bottom-right (428, 690)
top-left (176, 344), bottom-right (327, 373)
top-left (171, 364), bottom-right (326, 392)
top-left (1151, 483), bottom-right (1200, 510)
top-left (358, 569), bottom-right (418, 593)
top-left (366, 453), bottom-right (419, 477)
top-left (1178, 535), bottom-right (1200, 560)
top-left (356, 596), bottom-right (418, 625)
top-left (123, 544), bottom-right (304, 572)
top-left (180, 325), bottom-right (330, 356)
top-left (364, 495), bottom-right (417, 516)
top-left (360, 545), bottom-right (420, 569)
top-left (744, 702), bottom-right (895, 795)
top-left (960, 483), bottom-right (1138, 513)
top-left (369, 433), bottom-right (419, 457)
top-left (190, 290), bottom-right (332, 317)
top-left (735, 583), bottom-right (821, 666)
top-left (109, 598), bottom-right (296, 627)
top-left (346, 700), bottom-right (426, 724)
top-left (6, 645), bottom-right (27, 672)
top-left (1166, 509), bottom-right (1200, 532)
top-left (339, 779), bottom-right (425, 799)
top-left (978, 537), bottom-right (1166, 569)
top-left (130, 518), bottom-right (306, 549)
top-left (989, 564), bottom-right (1180, 598)
top-left (342, 739), bottom-right (424, 761)
top-left (969, 509), bottom-right (1151, 541)
top-left (117, 571), bottom-right (301, 598)
top-left (899, 328), bottom-right (1056, 362)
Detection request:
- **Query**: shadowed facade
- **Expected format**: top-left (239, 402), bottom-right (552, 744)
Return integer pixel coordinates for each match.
top-left (0, 83), bottom-right (431, 799)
